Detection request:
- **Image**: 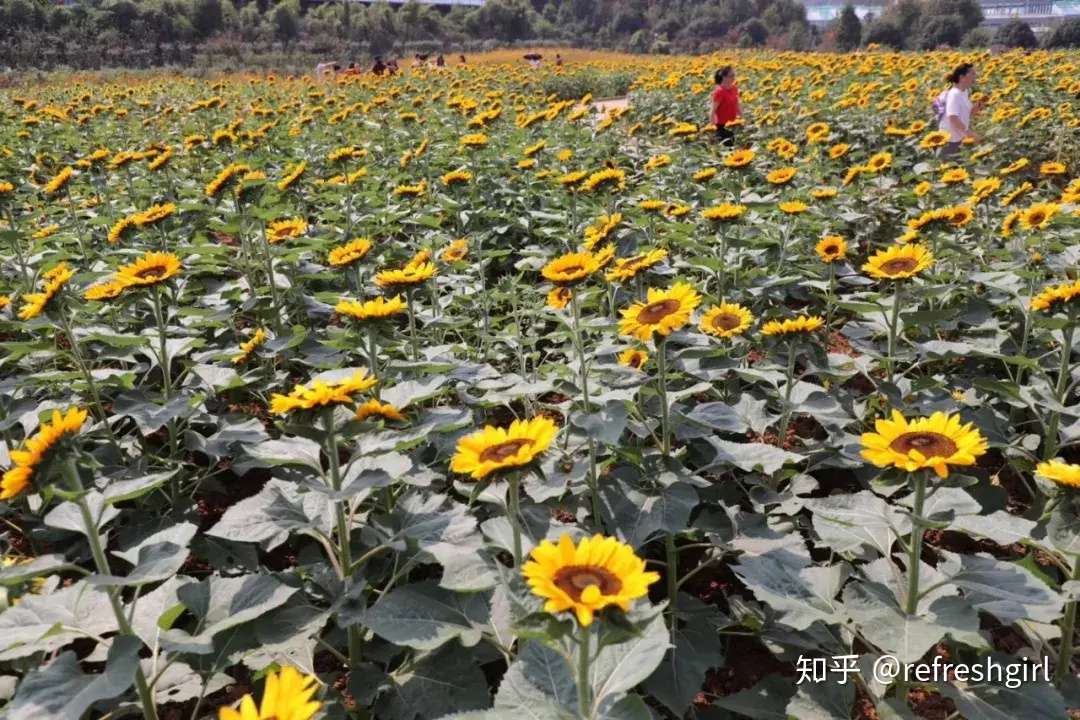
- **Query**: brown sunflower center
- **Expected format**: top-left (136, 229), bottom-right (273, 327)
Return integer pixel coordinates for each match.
top-left (134, 264), bottom-right (168, 280)
top-left (559, 264), bottom-right (584, 275)
top-left (479, 439), bottom-right (534, 463)
top-left (711, 312), bottom-right (742, 331)
top-left (880, 258), bottom-right (918, 275)
top-left (889, 431), bottom-right (957, 458)
top-left (638, 298), bottom-right (680, 324)
top-left (823, 244), bottom-right (840, 256)
top-left (553, 565), bottom-right (623, 601)
top-left (627, 353), bottom-right (644, 368)
top-left (1028, 211), bottom-right (1046, 225)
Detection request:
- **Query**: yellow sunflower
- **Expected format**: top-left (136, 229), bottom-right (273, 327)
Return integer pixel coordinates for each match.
top-left (267, 217), bottom-right (307, 244)
top-left (693, 167), bottom-right (718, 182)
top-left (941, 167), bottom-right (969, 185)
top-left (761, 314), bottom-right (824, 336)
top-left (355, 399), bottom-right (407, 423)
top-left (914, 181), bottom-right (932, 197)
top-left (18, 263), bottom-right (74, 320)
top-left (547, 287), bottom-right (572, 310)
top-left (450, 416), bottom-right (557, 480)
top-left (522, 533), bottom-right (660, 627)
top-left (862, 244), bottom-right (933, 281)
top-left (778, 200), bottom-right (808, 214)
top-left (277, 161), bottom-right (306, 192)
top-left (701, 204), bottom-right (746, 221)
top-left (2, 407), bottom-right (87, 500)
top-left (441, 170), bottom-right (472, 186)
top-left (116, 251), bottom-right (182, 288)
top-left (374, 261), bottom-right (436, 289)
top-left (440, 239), bottom-right (469, 263)
top-left (723, 149), bottom-right (756, 168)
top-left (43, 166), bottom-right (74, 194)
top-left (860, 410), bottom-right (987, 478)
top-left (766, 167), bottom-right (797, 185)
top-left (218, 666), bottom-right (320, 720)
top-left (336, 295), bottom-right (406, 321)
top-left (828, 143), bottom-right (850, 159)
top-left (999, 158), bottom-right (1029, 176)
top-left (619, 282), bottom-right (701, 342)
top-left (865, 152), bottom-right (893, 173)
top-left (605, 249), bottom-right (668, 282)
top-left (231, 328), bottom-right (268, 364)
top-left (699, 303), bottom-right (753, 338)
top-left (542, 250), bottom-right (602, 286)
top-left (328, 238), bottom-right (372, 267)
top-left (815, 235), bottom-right (848, 263)
top-left (1035, 460), bottom-right (1080, 489)
top-left (617, 348), bottom-right (649, 370)
top-left (580, 167), bottom-right (626, 193)
top-left (1020, 203), bottom-right (1060, 230)
top-left (812, 186), bottom-right (839, 199)
top-left (919, 130), bottom-right (950, 150)
top-left (1041, 161), bottom-right (1067, 176)
top-left (269, 370), bottom-right (377, 415)
top-left (1030, 279), bottom-right (1080, 312)
top-left (84, 279), bottom-right (130, 301)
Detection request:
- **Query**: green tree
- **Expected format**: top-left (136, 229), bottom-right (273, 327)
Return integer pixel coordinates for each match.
top-left (191, 0), bottom-right (224, 38)
top-left (917, 13), bottom-right (964, 48)
top-left (865, 18), bottom-right (903, 47)
top-left (271, 0), bottom-right (299, 44)
top-left (835, 4), bottom-right (861, 50)
top-left (1046, 17), bottom-right (1080, 47)
top-left (994, 19), bottom-right (1037, 48)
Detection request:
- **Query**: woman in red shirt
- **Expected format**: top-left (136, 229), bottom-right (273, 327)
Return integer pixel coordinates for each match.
top-left (711, 66), bottom-right (740, 146)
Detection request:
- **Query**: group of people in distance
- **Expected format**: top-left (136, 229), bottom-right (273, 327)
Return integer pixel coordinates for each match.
top-left (315, 53), bottom-right (467, 79)
top-left (710, 60), bottom-right (981, 156)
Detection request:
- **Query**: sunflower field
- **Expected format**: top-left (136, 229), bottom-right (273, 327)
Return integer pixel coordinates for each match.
top-left (1, 47), bottom-right (1080, 720)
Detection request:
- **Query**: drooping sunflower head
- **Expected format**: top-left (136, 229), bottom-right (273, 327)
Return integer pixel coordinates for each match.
top-left (619, 282), bottom-right (701, 343)
top-left (1030, 278), bottom-right (1080, 312)
top-left (999, 157), bottom-right (1029, 176)
top-left (862, 243), bottom-right (933, 281)
top-left (522, 533), bottom-right (660, 627)
top-left (374, 261), bottom-right (436, 289)
top-left (355, 399), bottom-right (407, 423)
top-left (1040, 161), bottom-right (1067, 176)
top-left (116, 251), bottom-right (182, 289)
top-left (861, 409), bottom-right (987, 478)
top-left (1035, 460), bottom-right (1080, 490)
top-left (699, 302), bottom-right (754, 339)
top-left (815, 235), bottom-right (848, 263)
top-left (269, 370), bottom-right (378, 415)
top-left (542, 250), bottom-right (602, 286)
top-left (761, 314), bottom-right (824, 337)
top-left (1, 407), bottom-right (88, 501)
top-left (328, 238), bottom-right (373, 267)
top-left (441, 169), bottom-right (472, 186)
top-left (336, 295), bottom-right (407, 321)
top-left (605, 248), bottom-right (668, 283)
top-left (18, 263), bottom-right (75, 320)
top-left (778, 200), bottom-right (808, 215)
top-left (218, 666), bottom-right (320, 720)
top-left (617, 348), bottom-right (649, 370)
top-left (84, 278), bottom-right (130, 302)
top-left (450, 415), bottom-right (558, 480)
top-left (812, 186), bottom-right (838, 199)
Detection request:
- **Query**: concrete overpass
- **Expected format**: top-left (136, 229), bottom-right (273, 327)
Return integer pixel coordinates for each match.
top-left (803, 0), bottom-right (1080, 26)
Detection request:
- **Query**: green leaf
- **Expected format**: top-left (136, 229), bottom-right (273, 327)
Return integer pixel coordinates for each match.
top-left (207, 479), bottom-right (329, 550)
top-left (588, 611), bottom-right (670, 713)
top-left (643, 615), bottom-right (724, 715)
top-left (572, 400), bottom-right (629, 446)
top-left (939, 669), bottom-right (1065, 720)
top-left (243, 436), bottom-right (324, 473)
top-left (0, 555), bottom-right (79, 585)
top-left (701, 437), bottom-right (804, 474)
top-left (733, 552), bottom-right (846, 631)
top-left (364, 581), bottom-right (490, 651)
top-left (785, 680), bottom-right (856, 719)
top-left (493, 640), bottom-right (576, 719)
top-left (599, 477), bottom-right (697, 549)
top-left (8, 635), bottom-right (141, 720)
top-left (378, 645), bottom-right (491, 720)
top-left (89, 522), bottom-right (197, 587)
top-left (804, 491), bottom-right (910, 558)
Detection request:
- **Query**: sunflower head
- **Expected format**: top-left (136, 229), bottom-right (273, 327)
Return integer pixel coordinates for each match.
top-left (1020, 202), bottom-right (1060, 231)
top-left (1030, 279), bottom-right (1080, 312)
top-left (723, 149), bottom-right (756, 168)
top-left (547, 287), bottom-right (572, 310)
top-left (328, 238), bottom-right (373, 267)
top-left (619, 282), bottom-right (701, 342)
top-left (374, 261), bottom-right (436, 289)
top-left (778, 200), bottom-right (808, 214)
top-left (542, 250), bottom-right (602, 286)
top-left (269, 370), bottom-right (377, 415)
top-left (522, 533), bottom-right (660, 627)
top-left (267, 217), bottom-right (308, 244)
top-left (336, 295), bottom-right (406, 321)
top-left (617, 348), bottom-right (649, 370)
top-left (861, 410), bottom-right (987, 478)
top-left (862, 243), bottom-right (933, 281)
top-left (761, 314), bottom-right (824, 337)
top-left (1035, 460), bottom-right (1080, 490)
top-left (450, 416), bottom-right (557, 480)
top-left (440, 239), bottom-right (469, 263)
top-left (766, 167), bottom-right (796, 185)
top-left (701, 204), bottom-right (746, 221)
top-left (218, 666), bottom-right (320, 720)
top-left (815, 235), bottom-right (848, 263)
top-left (116, 251), bottom-right (182, 289)
top-left (355, 399), bottom-right (407, 423)
top-left (1, 407), bottom-right (87, 501)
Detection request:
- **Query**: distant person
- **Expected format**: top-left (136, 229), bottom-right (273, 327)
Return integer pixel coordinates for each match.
top-left (343, 62), bottom-right (360, 77)
top-left (555, 53), bottom-right (563, 67)
top-left (459, 54), bottom-right (467, 65)
top-left (436, 54), bottom-right (445, 68)
top-left (315, 61), bottom-right (338, 80)
top-left (936, 62), bottom-right (984, 158)
top-left (387, 58), bottom-right (399, 74)
top-left (711, 66), bottom-right (740, 146)
top-left (524, 53), bottom-right (542, 69)
top-left (371, 56), bottom-right (386, 75)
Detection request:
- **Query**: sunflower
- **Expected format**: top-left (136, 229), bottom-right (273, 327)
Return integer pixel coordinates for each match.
top-left (617, 348), bottom-right (648, 370)
top-left (865, 151), bottom-right (893, 173)
top-left (558, 171), bottom-right (587, 187)
top-left (811, 186), bottom-right (838, 199)
top-left (205, 163), bottom-right (250, 198)
top-left (1001, 181), bottom-right (1033, 207)
top-left (108, 215), bottom-right (137, 244)
top-left (355, 399), bottom-right (407, 423)
top-left (43, 166), bottom-right (73, 194)
top-left (547, 287), bottom-right (572, 310)
top-left (135, 203), bottom-right (176, 227)
top-left (778, 200), bottom-right (808, 214)
top-left (815, 235), bottom-right (848, 263)
top-left (805, 122), bottom-right (830, 143)
top-left (218, 666), bottom-right (320, 720)
top-left (542, 250), bottom-right (603, 286)
top-left (583, 213), bottom-right (622, 250)
top-left (270, 370), bottom-right (377, 415)
top-left (941, 167), bottom-right (969, 185)
top-left (605, 248), bottom-right (667, 282)
top-left (1020, 202), bottom-right (1060, 230)
top-left (639, 199), bottom-right (666, 211)
top-left (267, 217), bottom-right (307, 244)
top-left (580, 167), bottom-right (626, 193)
top-left (460, 133), bottom-right (489, 148)
top-left (374, 261), bottom-right (436, 289)
top-left (701, 204), bottom-right (746, 221)
top-left (766, 167), bottom-right (796, 185)
top-left (393, 180), bottom-right (426, 197)
top-left (231, 328), bottom-right (268, 364)
top-left (32, 225), bottom-right (59, 240)
top-left (450, 416), bottom-right (557, 480)
top-left (336, 295), bottom-right (406, 321)
top-left (761, 314), bottom-right (824, 336)
top-left (441, 170), bottom-right (472, 186)
top-left (277, 161), bottom-right (306, 192)
top-left (440, 239), bottom-right (469, 262)
top-left (699, 303), bottom-right (753, 339)
top-left (919, 130), bottom-right (950, 150)
top-left (116, 251), bottom-right (182, 288)
top-left (1041, 161), bottom-right (1067, 176)
top-left (999, 158), bottom-right (1029, 176)
top-left (1, 407), bottom-right (87, 500)
top-left (665, 203), bottom-right (690, 218)
top-left (1035, 460), bottom-right (1080, 489)
top-left (828, 143), bottom-right (850, 159)
top-left (522, 533), bottom-right (660, 627)
top-left (84, 279), bottom-right (129, 301)
top-left (328, 238), bottom-right (372, 267)
top-left (692, 167), bottom-right (717, 182)
top-left (723, 149), bottom-right (756, 168)
top-left (914, 181), bottom-right (932, 197)
top-left (1030, 279), bottom-right (1080, 312)
top-left (0, 181), bottom-right (16, 195)
top-left (18, 263), bottom-right (74, 320)
top-left (861, 410), bottom-right (987, 478)
top-left (619, 282), bottom-right (701, 342)
top-left (644, 154), bottom-right (671, 172)
top-left (862, 243), bottom-right (933, 281)
top-left (947, 205), bottom-right (974, 227)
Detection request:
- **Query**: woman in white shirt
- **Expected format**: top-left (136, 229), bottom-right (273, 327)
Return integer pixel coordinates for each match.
top-left (938, 63), bottom-right (983, 158)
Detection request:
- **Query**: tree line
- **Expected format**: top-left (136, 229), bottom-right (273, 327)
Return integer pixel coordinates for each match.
top-left (1, 0), bottom-right (1079, 71)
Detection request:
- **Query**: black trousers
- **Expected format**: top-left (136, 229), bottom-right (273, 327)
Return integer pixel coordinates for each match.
top-left (715, 126), bottom-right (734, 146)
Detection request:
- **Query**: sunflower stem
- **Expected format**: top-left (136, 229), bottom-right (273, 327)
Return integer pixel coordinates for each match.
top-left (777, 341), bottom-right (798, 444)
top-left (905, 472), bottom-right (928, 616)
top-left (657, 334), bottom-right (671, 456)
top-left (323, 408), bottom-right (361, 667)
top-left (508, 473), bottom-right (523, 566)
top-left (665, 532), bottom-right (678, 636)
top-left (405, 288), bottom-right (420, 362)
top-left (577, 623), bottom-right (592, 719)
top-left (57, 303), bottom-right (121, 453)
top-left (62, 458), bottom-right (160, 720)
top-left (1055, 556), bottom-right (1080, 685)
top-left (3, 204), bottom-right (30, 290)
top-left (258, 223), bottom-right (284, 333)
top-left (570, 290), bottom-right (602, 528)
top-left (367, 325), bottom-right (380, 392)
top-left (825, 264), bottom-right (837, 329)
top-left (1045, 321), bottom-right (1075, 461)
top-left (150, 285), bottom-right (171, 399)
top-left (885, 281), bottom-right (903, 386)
